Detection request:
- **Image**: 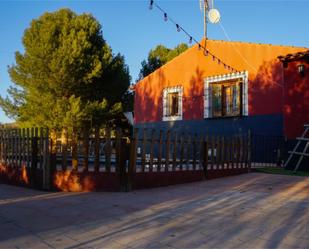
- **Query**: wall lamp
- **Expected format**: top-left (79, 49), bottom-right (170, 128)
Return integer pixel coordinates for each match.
top-left (297, 64), bottom-right (305, 77)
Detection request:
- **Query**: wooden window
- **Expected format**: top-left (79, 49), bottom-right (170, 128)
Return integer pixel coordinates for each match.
top-left (204, 71), bottom-right (248, 119)
top-left (167, 92), bottom-right (179, 116)
top-left (211, 80), bottom-right (242, 117)
top-left (163, 86), bottom-right (183, 121)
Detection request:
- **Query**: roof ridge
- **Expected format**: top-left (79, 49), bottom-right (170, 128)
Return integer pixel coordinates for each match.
top-left (204, 39), bottom-right (308, 49)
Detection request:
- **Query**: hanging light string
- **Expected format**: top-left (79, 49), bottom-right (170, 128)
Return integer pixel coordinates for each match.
top-left (149, 0), bottom-right (239, 73)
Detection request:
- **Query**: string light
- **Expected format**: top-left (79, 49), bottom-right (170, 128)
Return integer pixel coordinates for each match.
top-left (164, 13), bottom-right (168, 21)
top-left (149, 0), bottom-right (239, 73)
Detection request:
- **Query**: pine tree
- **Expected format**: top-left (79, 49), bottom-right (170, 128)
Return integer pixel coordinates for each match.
top-left (0, 8), bottom-right (130, 131)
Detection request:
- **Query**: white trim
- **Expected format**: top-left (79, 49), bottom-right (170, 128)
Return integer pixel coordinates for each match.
top-left (204, 71), bottom-right (249, 118)
top-left (162, 86), bottom-right (183, 121)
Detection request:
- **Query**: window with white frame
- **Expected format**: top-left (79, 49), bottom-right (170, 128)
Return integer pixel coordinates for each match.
top-left (204, 71), bottom-right (248, 118)
top-left (163, 86), bottom-right (183, 121)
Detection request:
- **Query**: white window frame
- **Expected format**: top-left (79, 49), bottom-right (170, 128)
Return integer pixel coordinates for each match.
top-left (162, 86), bottom-right (183, 121)
top-left (204, 71), bottom-right (249, 118)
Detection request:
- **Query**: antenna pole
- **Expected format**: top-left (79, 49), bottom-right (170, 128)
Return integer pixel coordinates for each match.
top-left (203, 0), bottom-right (208, 47)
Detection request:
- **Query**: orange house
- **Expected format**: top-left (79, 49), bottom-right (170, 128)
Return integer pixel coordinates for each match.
top-left (134, 39), bottom-right (308, 142)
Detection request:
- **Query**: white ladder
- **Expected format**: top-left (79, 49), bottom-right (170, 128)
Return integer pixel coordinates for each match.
top-left (284, 124), bottom-right (309, 172)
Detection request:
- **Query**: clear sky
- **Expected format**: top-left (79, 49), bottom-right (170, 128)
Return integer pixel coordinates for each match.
top-left (0, 0), bottom-right (308, 123)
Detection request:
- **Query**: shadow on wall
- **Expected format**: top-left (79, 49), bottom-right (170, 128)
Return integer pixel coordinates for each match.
top-left (184, 67), bottom-right (205, 120)
top-left (134, 68), bottom-right (167, 123)
top-left (249, 59), bottom-right (284, 116)
top-left (283, 60), bottom-right (309, 139)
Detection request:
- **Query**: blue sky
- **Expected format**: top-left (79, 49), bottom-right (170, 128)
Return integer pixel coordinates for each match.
top-left (0, 0), bottom-right (308, 123)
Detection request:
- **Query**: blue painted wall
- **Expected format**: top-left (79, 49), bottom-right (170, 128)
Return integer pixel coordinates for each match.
top-left (134, 114), bottom-right (284, 137)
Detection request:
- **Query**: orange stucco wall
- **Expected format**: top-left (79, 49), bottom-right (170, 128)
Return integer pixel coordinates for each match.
top-left (134, 39), bottom-right (307, 124)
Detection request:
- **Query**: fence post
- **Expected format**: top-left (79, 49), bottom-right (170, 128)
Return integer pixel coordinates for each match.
top-left (165, 130), bottom-right (171, 172)
top-left (31, 132), bottom-right (38, 188)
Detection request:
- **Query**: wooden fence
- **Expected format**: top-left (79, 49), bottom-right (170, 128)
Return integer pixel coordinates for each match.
top-left (0, 127), bottom-right (252, 191)
top-left (0, 128), bottom-right (50, 188)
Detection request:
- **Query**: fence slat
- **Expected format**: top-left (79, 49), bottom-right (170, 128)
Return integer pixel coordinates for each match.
top-left (236, 136), bottom-right (241, 168)
top-left (43, 128), bottom-right (50, 190)
top-left (165, 130), bottom-right (171, 172)
top-left (39, 128), bottom-right (44, 169)
top-left (199, 135), bottom-right (203, 170)
top-left (180, 133), bottom-right (185, 171)
top-left (61, 128), bottom-right (68, 171)
top-left (221, 136), bottom-right (225, 169)
top-left (226, 137), bottom-right (230, 169)
top-left (193, 133), bottom-right (197, 170)
top-left (157, 130), bottom-right (163, 172)
top-left (21, 128), bottom-right (26, 166)
top-left (129, 128), bottom-right (138, 175)
top-left (141, 129), bottom-right (147, 173)
top-left (72, 128), bottom-right (79, 171)
top-left (248, 130), bottom-right (251, 171)
top-left (172, 132), bottom-right (177, 171)
top-left (149, 129), bottom-right (155, 172)
top-left (203, 136), bottom-right (208, 175)
top-left (31, 130), bottom-right (38, 187)
top-left (83, 127), bottom-right (89, 172)
top-left (115, 128), bottom-right (122, 173)
top-left (94, 126), bottom-right (100, 172)
top-left (12, 129), bottom-right (16, 165)
top-left (105, 127), bottom-right (111, 172)
top-left (210, 136), bottom-right (214, 170)
top-left (0, 129), bottom-right (2, 161)
top-left (186, 135), bottom-right (191, 170)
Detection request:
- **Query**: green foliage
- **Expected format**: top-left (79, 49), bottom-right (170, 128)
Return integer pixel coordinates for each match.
top-left (0, 8), bottom-right (130, 130)
top-left (138, 43), bottom-right (189, 80)
top-left (255, 167), bottom-right (309, 176)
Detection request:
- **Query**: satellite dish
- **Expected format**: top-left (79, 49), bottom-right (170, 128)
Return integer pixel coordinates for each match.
top-left (208, 8), bottom-right (221, 24)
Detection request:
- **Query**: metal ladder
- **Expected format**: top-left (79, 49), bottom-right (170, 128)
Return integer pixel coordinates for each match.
top-left (284, 124), bottom-right (309, 172)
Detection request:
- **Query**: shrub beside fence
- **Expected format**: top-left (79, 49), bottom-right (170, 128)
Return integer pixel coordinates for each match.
top-left (0, 127), bottom-right (254, 191)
